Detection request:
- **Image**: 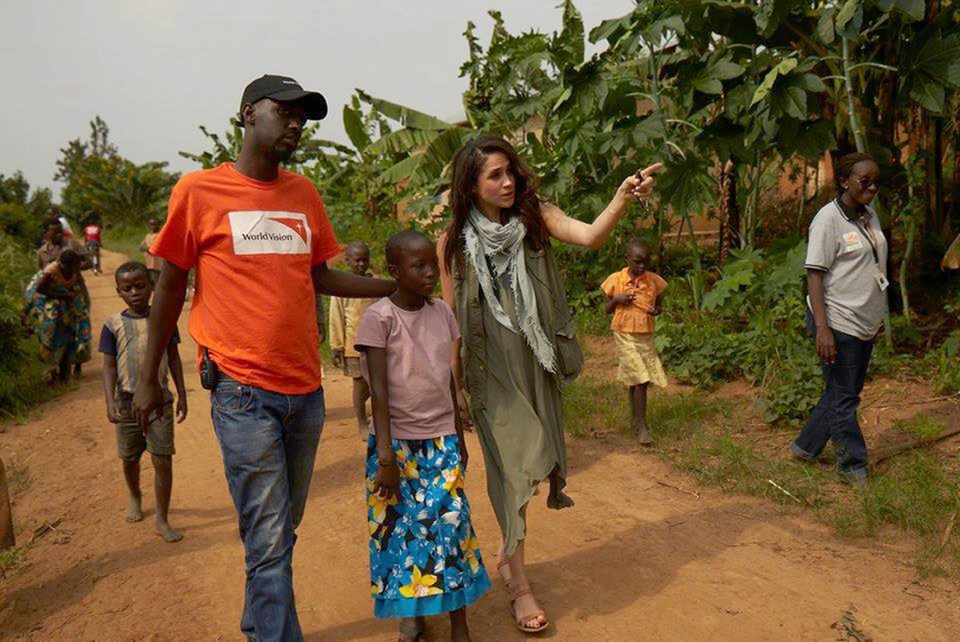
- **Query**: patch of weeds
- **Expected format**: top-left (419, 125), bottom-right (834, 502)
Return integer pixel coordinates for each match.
top-left (563, 380), bottom-right (721, 439)
top-left (834, 453), bottom-right (959, 539)
top-left (668, 425), bottom-right (833, 508)
top-left (103, 226), bottom-right (149, 262)
top-left (892, 414), bottom-right (945, 440)
top-left (931, 333), bottom-right (960, 396)
top-left (574, 305), bottom-right (609, 337)
top-left (0, 544), bottom-right (29, 575)
top-left (562, 377), bottom-right (629, 437)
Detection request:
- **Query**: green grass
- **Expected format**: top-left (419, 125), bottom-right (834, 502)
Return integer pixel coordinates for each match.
top-left (0, 339), bottom-right (65, 422)
top-left (892, 414), bottom-right (945, 440)
top-left (103, 226), bottom-right (150, 263)
top-left (562, 377), bottom-right (630, 437)
top-left (564, 376), bottom-right (960, 576)
top-left (0, 545), bottom-right (28, 574)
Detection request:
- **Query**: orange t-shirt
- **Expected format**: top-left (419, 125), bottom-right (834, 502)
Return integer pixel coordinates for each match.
top-left (151, 163), bottom-right (340, 394)
top-left (600, 268), bottom-right (668, 334)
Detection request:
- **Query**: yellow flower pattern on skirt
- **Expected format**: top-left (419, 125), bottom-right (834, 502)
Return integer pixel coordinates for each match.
top-left (365, 434), bottom-right (491, 619)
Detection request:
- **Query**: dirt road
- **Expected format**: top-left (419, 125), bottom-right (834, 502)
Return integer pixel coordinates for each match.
top-left (1, 250), bottom-right (958, 640)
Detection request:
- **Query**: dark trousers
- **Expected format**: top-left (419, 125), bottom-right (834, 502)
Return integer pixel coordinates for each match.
top-left (791, 313), bottom-right (873, 481)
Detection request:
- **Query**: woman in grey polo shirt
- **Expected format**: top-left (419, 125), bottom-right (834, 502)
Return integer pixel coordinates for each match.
top-left (790, 152), bottom-right (886, 486)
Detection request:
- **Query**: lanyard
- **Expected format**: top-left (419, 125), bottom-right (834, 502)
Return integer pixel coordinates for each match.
top-left (836, 198), bottom-right (879, 264)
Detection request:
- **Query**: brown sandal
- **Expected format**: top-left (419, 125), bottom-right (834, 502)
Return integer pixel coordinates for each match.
top-left (496, 558), bottom-right (511, 587)
top-left (508, 583), bottom-right (550, 634)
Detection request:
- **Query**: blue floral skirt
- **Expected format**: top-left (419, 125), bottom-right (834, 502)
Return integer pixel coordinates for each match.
top-left (366, 433), bottom-right (491, 619)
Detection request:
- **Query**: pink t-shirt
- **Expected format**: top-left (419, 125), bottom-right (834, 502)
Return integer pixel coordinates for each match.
top-left (354, 297), bottom-right (460, 440)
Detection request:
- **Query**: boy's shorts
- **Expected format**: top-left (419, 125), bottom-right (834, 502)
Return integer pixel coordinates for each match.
top-left (343, 356), bottom-right (363, 379)
top-left (114, 394), bottom-right (175, 461)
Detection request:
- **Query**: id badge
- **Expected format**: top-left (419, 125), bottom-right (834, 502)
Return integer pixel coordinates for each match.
top-left (874, 271), bottom-right (889, 291)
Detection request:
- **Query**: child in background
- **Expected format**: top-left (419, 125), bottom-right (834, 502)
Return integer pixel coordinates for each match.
top-left (355, 231), bottom-right (490, 642)
top-left (601, 238), bottom-right (668, 445)
top-left (140, 218), bottom-right (162, 284)
top-left (100, 261), bottom-right (188, 542)
top-left (329, 241), bottom-right (379, 438)
top-left (82, 216), bottom-right (103, 275)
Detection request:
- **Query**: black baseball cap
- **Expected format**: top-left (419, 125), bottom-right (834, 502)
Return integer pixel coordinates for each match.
top-left (238, 74), bottom-right (328, 126)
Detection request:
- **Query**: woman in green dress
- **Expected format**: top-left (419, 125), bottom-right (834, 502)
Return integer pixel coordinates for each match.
top-left (438, 136), bottom-right (659, 633)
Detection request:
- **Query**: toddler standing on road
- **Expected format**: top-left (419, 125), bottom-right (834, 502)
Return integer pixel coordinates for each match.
top-left (99, 261), bottom-right (187, 542)
top-left (355, 231), bottom-right (490, 642)
top-left (600, 238), bottom-right (668, 445)
top-left (329, 241), bottom-right (378, 438)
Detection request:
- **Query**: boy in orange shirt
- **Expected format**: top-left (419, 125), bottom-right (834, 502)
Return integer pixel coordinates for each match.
top-left (600, 238), bottom-right (668, 445)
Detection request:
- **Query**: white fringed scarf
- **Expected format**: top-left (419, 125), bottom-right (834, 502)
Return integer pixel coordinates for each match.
top-left (463, 206), bottom-right (557, 374)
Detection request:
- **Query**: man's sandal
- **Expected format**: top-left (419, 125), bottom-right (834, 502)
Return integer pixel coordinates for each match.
top-left (508, 583), bottom-right (550, 634)
top-left (398, 616), bottom-right (425, 641)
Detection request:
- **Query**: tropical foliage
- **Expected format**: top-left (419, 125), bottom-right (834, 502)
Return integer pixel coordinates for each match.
top-left (174, 0), bottom-right (960, 422)
top-left (56, 116), bottom-right (179, 228)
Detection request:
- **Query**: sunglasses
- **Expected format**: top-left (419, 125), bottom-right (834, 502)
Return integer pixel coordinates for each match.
top-left (849, 176), bottom-right (880, 190)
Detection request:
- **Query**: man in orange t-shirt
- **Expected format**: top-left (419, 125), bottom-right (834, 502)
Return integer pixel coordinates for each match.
top-left (134, 75), bottom-right (395, 642)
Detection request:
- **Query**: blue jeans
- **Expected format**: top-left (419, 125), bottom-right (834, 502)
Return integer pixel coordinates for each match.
top-left (791, 313), bottom-right (872, 481)
top-left (210, 376), bottom-right (324, 642)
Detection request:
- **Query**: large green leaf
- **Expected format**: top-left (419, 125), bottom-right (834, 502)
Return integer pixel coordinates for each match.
top-left (910, 80), bottom-right (945, 112)
top-left (342, 106), bottom-right (370, 152)
top-left (376, 127), bottom-right (469, 188)
top-left (835, 0), bottom-right (863, 39)
top-left (631, 112), bottom-right (667, 147)
top-left (754, 0), bottom-right (803, 37)
top-left (816, 7), bottom-right (836, 44)
top-left (778, 119), bottom-right (837, 161)
top-left (696, 118), bottom-right (748, 162)
top-left (553, 0), bottom-right (585, 66)
top-left (367, 128), bottom-right (439, 155)
top-left (911, 33), bottom-right (960, 86)
top-left (357, 91), bottom-right (453, 131)
top-left (876, 0), bottom-right (924, 21)
top-left (587, 11), bottom-right (633, 44)
top-left (376, 153), bottom-right (422, 185)
top-left (410, 127), bottom-right (470, 187)
top-left (750, 58), bottom-right (798, 106)
top-left (902, 31), bottom-right (960, 112)
top-left (656, 156), bottom-right (716, 217)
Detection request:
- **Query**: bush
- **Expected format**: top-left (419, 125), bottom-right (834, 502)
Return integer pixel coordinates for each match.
top-left (0, 203), bottom-right (40, 246)
top-left (0, 234), bottom-right (56, 417)
top-left (655, 241), bottom-right (822, 425)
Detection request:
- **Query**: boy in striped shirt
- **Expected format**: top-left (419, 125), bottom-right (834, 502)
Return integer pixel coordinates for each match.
top-left (100, 261), bottom-right (187, 542)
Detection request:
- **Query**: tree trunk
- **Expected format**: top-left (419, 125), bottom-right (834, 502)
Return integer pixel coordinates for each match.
top-left (796, 162), bottom-right (808, 235)
top-left (933, 117), bottom-right (946, 239)
top-left (952, 102), bottom-right (960, 229)
top-left (720, 159), bottom-right (740, 261)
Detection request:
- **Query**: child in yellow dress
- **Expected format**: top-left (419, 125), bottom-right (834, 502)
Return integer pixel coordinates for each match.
top-left (600, 238), bottom-right (668, 445)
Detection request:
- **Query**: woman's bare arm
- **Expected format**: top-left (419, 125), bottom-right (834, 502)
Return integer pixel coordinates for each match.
top-left (542, 163), bottom-right (661, 249)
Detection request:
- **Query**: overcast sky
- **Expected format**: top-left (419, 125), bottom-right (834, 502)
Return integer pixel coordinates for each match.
top-left (1, 0), bottom-right (634, 197)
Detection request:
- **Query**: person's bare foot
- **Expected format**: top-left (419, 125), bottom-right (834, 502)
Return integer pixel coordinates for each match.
top-left (634, 421), bottom-right (653, 446)
top-left (398, 616), bottom-right (424, 641)
top-left (125, 494), bottom-right (143, 523)
top-left (155, 518), bottom-right (183, 543)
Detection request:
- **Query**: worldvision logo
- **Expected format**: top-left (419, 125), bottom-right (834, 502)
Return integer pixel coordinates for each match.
top-left (229, 211), bottom-right (311, 256)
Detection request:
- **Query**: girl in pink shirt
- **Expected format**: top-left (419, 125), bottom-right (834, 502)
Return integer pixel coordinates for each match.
top-left (355, 231), bottom-right (490, 642)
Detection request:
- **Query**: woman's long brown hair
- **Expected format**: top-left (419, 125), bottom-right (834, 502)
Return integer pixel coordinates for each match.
top-left (443, 136), bottom-right (548, 273)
